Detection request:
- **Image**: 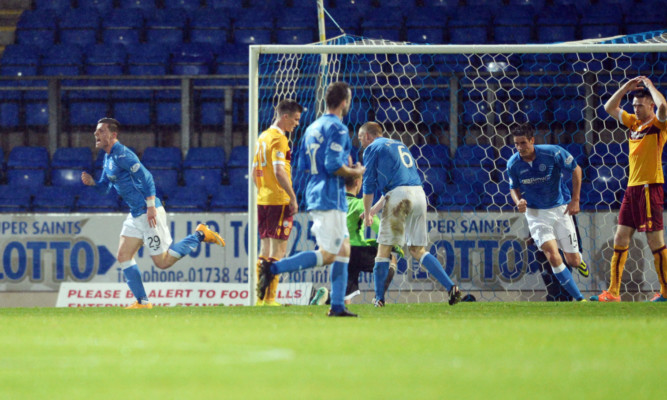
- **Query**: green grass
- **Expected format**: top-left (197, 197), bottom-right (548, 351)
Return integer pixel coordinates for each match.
top-left (1, 303), bottom-right (665, 400)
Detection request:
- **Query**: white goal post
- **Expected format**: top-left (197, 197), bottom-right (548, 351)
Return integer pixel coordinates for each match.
top-left (247, 36), bottom-right (667, 303)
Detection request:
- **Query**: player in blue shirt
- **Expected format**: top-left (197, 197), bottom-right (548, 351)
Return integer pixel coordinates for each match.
top-left (81, 118), bottom-right (226, 309)
top-left (257, 82), bottom-right (365, 317)
top-left (507, 123), bottom-right (587, 301)
top-left (359, 122), bottom-right (462, 306)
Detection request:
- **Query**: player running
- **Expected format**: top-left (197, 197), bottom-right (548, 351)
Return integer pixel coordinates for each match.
top-left (81, 118), bottom-right (225, 309)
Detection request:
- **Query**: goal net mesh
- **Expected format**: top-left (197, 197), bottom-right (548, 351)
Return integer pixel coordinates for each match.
top-left (252, 31), bottom-right (667, 303)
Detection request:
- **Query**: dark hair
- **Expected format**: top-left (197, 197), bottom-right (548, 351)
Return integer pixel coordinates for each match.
top-left (344, 174), bottom-right (361, 188)
top-left (325, 81), bottom-right (350, 109)
top-left (511, 123), bottom-right (534, 139)
top-left (360, 121), bottom-right (382, 138)
top-left (276, 99), bottom-right (303, 117)
top-left (97, 117), bottom-right (120, 133)
top-left (631, 86), bottom-right (654, 102)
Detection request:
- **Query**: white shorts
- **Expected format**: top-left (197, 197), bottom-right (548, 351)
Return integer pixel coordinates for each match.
top-left (525, 205), bottom-right (579, 253)
top-left (120, 206), bottom-right (173, 256)
top-left (310, 210), bottom-right (349, 254)
top-left (377, 186), bottom-right (428, 247)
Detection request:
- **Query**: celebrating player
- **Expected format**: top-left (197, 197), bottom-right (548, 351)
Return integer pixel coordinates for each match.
top-left (252, 99), bottom-right (302, 306)
top-left (256, 82), bottom-right (365, 317)
top-left (507, 123), bottom-right (587, 302)
top-left (359, 122), bottom-right (461, 307)
top-left (81, 118), bottom-right (226, 309)
top-left (592, 76), bottom-right (667, 302)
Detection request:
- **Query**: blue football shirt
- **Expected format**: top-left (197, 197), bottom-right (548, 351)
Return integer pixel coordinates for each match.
top-left (362, 137), bottom-right (422, 196)
top-left (507, 144), bottom-right (577, 209)
top-left (97, 142), bottom-right (162, 217)
top-left (299, 114), bottom-right (352, 212)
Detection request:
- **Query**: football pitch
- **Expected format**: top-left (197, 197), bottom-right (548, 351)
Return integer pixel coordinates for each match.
top-left (1, 303), bottom-right (665, 400)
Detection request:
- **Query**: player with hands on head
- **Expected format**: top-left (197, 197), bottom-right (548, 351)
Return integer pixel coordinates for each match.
top-left (82, 118), bottom-right (226, 309)
top-left (252, 99), bottom-right (303, 306)
top-left (507, 123), bottom-right (587, 302)
top-left (256, 82), bottom-right (365, 317)
top-left (592, 76), bottom-right (667, 302)
top-left (359, 121), bottom-right (462, 307)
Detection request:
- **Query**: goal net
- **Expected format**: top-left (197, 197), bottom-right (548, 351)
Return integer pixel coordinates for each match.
top-left (248, 31), bottom-right (667, 303)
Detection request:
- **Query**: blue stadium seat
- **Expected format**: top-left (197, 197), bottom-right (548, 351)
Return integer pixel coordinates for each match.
top-left (102, 9), bottom-right (144, 46)
top-left (589, 143), bottom-right (628, 166)
top-left (497, 145), bottom-right (516, 168)
top-left (50, 169), bottom-right (87, 190)
top-left (142, 147), bottom-right (182, 170)
top-left (0, 185), bottom-right (32, 212)
top-left (145, 9), bottom-right (187, 45)
top-left (451, 167), bottom-right (489, 193)
top-left (493, 6), bottom-right (534, 44)
top-left (580, 7), bottom-right (622, 40)
top-left (210, 185), bottom-right (247, 212)
top-left (560, 143), bottom-right (587, 168)
top-left (200, 101), bottom-right (225, 126)
top-left (164, 190), bottom-right (209, 212)
top-left (276, 29), bottom-right (315, 45)
top-left (227, 146), bottom-right (248, 168)
top-left (165, 0), bottom-right (202, 9)
top-left (40, 45), bottom-right (83, 76)
top-left (184, 147), bottom-right (226, 169)
top-left (227, 167), bottom-right (248, 189)
top-left (8, 146), bottom-right (49, 169)
top-left (69, 102), bottom-right (109, 127)
top-left (79, 0), bottom-right (114, 13)
top-left (421, 167), bottom-right (449, 199)
top-left (414, 144), bottom-right (452, 169)
top-left (76, 186), bottom-right (118, 212)
top-left (33, 186), bottom-right (76, 212)
top-left (551, 98), bottom-right (585, 123)
top-left (448, 6), bottom-right (491, 44)
top-left (16, 10), bottom-right (57, 47)
top-left (233, 29), bottom-right (273, 45)
top-left (156, 102), bottom-right (181, 126)
top-left (52, 147), bottom-right (93, 169)
top-left (85, 44), bottom-right (127, 76)
top-left (59, 9), bottom-right (100, 47)
top-left (184, 168), bottom-right (223, 188)
top-left (25, 102), bottom-right (49, 126)
top-left (34, 0), bottom-right (71, 12)
top-left (361, 11), bottom-right (404, 41)
top-left (454, 145), bottom-right (496, 168)
top-left (625, 4), bottom-right (666, 35)
top-left (1, 44), bottom-right (40, 70)
top-left (119, 0), bottom-right (156, 10)
top-left (127, 43), bottom-right (170, 76)
top-left (150, 169), bottom-right (180, 195)
top-left (535, 5), bottom-right (579, 43)
top-left (7, 169), bottom-right (46, 189)
top-left (113, 102), bottom-right (151, 126)
top-left (588, 165), bottom-right (627, 193)
top-left (189, 9), bottom-right (231, 46)
top-left (0, 103), bottom-right (20, 128)
top-left (171, 44), bottom-right (215, 75)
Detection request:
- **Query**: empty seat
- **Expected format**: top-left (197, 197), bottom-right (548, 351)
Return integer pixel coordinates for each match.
top-left (164, 190), bottom-right (209, 212)
top-left (227, 146), bottom-right (248, 168)
top-left (7, 169), bottom-right (46, 189)
top-left (189, 9), bottom-right (231, 45)
top-left (145, 9), bottom-right (187, 45)
top-left (150, 169), bottom-right (180, 194)
top-left (210, 186), bottom-right (247, 212)
top-left (85, 44), bottom-right (127, 76)
top-left (33, 186), bottom-right (76, 212)
top-left (142, 147), bottom-right (182, 169)
top-left (171, 44), bottom-right (215, 75)
top-left (184, 168), bottom-right (223, 188)
top-left (51, 168), bottom-right (87, 190)
top-left (16, 10), bottom-right (57, 48)
top-left (52, 147), bottom-right (93, 169)
top-left (119, 0), bottom-right (156, 10)
top-left (589, 142), bottom-right (628, 166)
top-left (0, 185), bottom-right (32, 212)
top-left (59, 9), bottom-right (100, 47)
top-left (76, 185), bottom-right (119, 212)
top-left (184, 147), bottom-right (226, 169)
top-left (102, 9), bottom-right (144, 46)
top-left (453, 144), bottom-right (495, 168)
top-left (79, 0), bottom-right (114, 13)
top-left (165, 0), bottom-right (202, 9)
top-left (127, 43), bottom-right (170, 75)
top-left (8, 146), bottom-right (49, 169)
top-left (40, 45), bottom-right (83, 76)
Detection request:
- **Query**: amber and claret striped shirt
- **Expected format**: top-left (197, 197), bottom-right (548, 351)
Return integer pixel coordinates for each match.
top-left (620, 110), bottom-right (667, 187)
top-left (253, 125), bottom-right (292, 205)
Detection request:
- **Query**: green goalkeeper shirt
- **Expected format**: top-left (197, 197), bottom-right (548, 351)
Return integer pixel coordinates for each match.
top-left (346, 192), bottom-right (380, 247)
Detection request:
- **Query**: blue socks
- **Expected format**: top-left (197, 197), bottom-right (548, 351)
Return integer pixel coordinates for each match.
top-left (373, 258), bottom-right (391, 301)
top-left (329, 257), bottom-right (349, 313)
top-left (420, 253), bottom-right (454, 291)
top-left (122, 262), bottom-right (148, 303)
top-left (167, 232), bottom-right (204, 259)
top-left (552, 263), bottom-right (584, 301)
top-left (272, 250), bottom-right (323, 274)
